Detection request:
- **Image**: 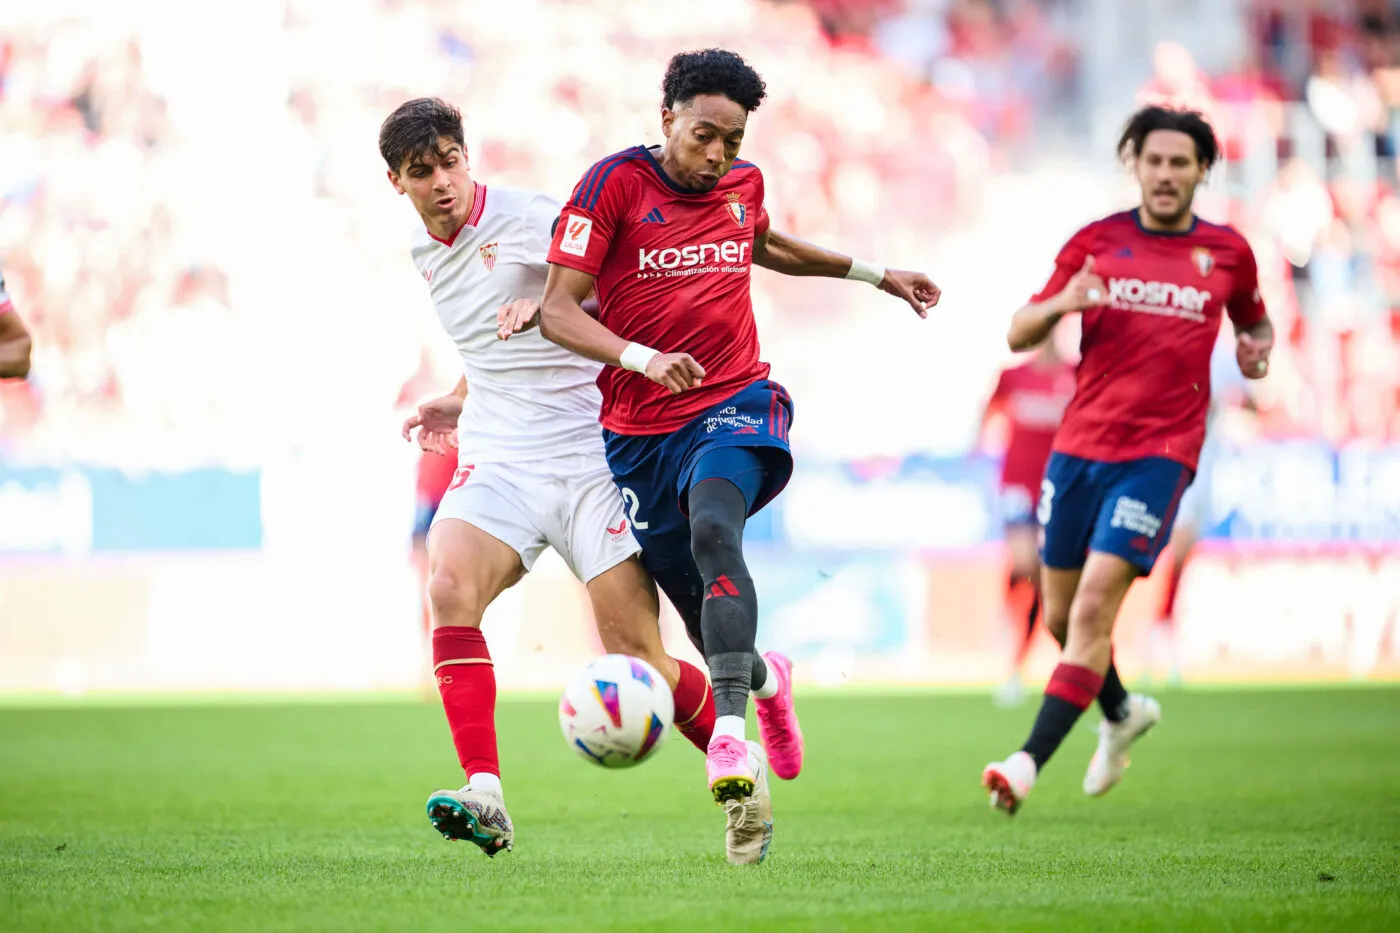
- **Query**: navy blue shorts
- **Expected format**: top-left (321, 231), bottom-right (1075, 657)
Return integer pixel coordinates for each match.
top-left (1039, 452), bottom-right (1194, 574)
top-left (603, 379), bottom-right (794, 575)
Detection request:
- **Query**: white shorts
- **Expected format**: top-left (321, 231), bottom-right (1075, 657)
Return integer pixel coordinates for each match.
top-left (428, 452), bottom-right (641, 583)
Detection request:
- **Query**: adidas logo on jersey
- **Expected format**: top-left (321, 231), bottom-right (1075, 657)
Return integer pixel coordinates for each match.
top-left (638, 240), bottom-right (750, 273)
top-left (1107, 277), bottom-right (1211, 317)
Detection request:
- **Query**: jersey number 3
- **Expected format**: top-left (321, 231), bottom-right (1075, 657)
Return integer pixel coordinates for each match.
top-left (1037, 479), bottom-right (1055, 526)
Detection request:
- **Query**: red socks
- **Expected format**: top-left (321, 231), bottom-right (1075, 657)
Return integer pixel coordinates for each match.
top-left (1021, 662), bottom-right (1105, 768)
top-left (433, 626), bottom-right (499, 780)
top-left (1044, 662), bottom-right (1105, 710)
top-left (672, 659), bottom-right (716, 752)
top-left (435, 627), bottom-right (713, 765)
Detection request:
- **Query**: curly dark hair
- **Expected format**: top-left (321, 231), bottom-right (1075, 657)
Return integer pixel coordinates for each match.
top-left (661, 49), bottom-right (767, 113)
top-left (379, 97), bottom-right (465, 172)
top-left (1118, 105), bottom-right (1220, 169)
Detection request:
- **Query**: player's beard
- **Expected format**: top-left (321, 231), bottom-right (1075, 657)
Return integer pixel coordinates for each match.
top-left (1143, 183), bottom-right (1195, 229)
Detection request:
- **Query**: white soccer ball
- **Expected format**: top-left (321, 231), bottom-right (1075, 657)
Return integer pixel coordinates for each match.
top-left (559, 654), bottom-right (674, 768)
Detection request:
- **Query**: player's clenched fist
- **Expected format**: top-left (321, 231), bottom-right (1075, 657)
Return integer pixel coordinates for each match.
top-left (1056, 256), bottom-right (1109, 314)
top-left (497, 298), bottom-right (540, 340)
top-left (1236, 331), bottom-right (1273, 380)
top-left (644, 352), bottom-right (706, 395)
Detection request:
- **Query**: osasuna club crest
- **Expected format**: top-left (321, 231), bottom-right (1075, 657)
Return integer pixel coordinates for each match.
top-left (725, 192), bottom-right (746, 227)
top-left (1191, 247), bottom-right (1214, 277)
top-left (479, 242), bottom-right (499, 272)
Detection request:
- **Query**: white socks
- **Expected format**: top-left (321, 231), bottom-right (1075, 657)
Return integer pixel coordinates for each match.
top-left (714, 715), bottom-right (746, 743)
top-left (469, 772), bottom-right (503, 799)
top-left (753, 656), bottom-right (780, 700)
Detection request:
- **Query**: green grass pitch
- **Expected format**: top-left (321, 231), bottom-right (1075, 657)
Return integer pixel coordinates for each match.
top-left (3, 687), bottom-right (1398, 931)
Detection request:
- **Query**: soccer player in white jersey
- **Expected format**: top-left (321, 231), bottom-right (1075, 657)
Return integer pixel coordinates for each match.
top-left (380, 98), bottom-right (723, 859)
top-left (0, 264), bottom-right (32, 379)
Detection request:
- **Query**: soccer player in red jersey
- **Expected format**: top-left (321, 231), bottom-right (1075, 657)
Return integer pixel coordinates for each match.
top-left (981, 106), bottom-right (1273, 815)
top-left (0, 265), bottom-right (32, 379)
top-left (980, 331), bottom-right (1076, 706)
top-left (537, 49), bottom-right (940, 863)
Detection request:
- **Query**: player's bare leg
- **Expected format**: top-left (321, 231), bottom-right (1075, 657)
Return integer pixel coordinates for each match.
top-left (984, 555), bottom-right (1155, 814)
top-left (984, 564), bottom-right (1077, 812)
top-left (995, 525), bottom-right (1042, 707)
top-left (1152, 524), bottom-right (1197, 686)
top-left (586, 555), bottom-right (717, 751)
top-left (424, 519), bottom-right (524, 856)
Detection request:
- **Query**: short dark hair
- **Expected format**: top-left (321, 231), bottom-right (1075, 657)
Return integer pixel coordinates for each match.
top-left (1118, 105), bottom-right (1220, 169)
top-left (379, 97), bottom-right (465, 173)
top-left (662, 49), bottom-right (767, 113)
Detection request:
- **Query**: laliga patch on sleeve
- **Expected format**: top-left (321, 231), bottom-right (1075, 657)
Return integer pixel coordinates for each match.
top-left (560, 214), bottom-right (593, 257)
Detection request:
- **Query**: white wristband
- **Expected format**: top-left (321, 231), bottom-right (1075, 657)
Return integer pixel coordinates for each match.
top-left (619, 342), bottom-right (660, 374)
top-left (846, 258), bottom-right (885, 286)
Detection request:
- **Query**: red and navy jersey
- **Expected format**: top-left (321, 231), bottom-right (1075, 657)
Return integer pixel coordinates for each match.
top-left (989, 359), bottom-right (1076, 492)
top-left (547, 146), bottom-right (771, 436)
top-left (1031, 210), bottom-right (1266, 471)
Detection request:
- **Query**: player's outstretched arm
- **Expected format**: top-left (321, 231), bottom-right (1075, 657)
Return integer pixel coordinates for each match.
top-left (539, 264), bottom-right (705, 395)
top-left (1234, 315), bottom-right (1274, 380)
top-left (1007, 256), bottom-right (1104, 351)
top-left (753, 229), bottom-right (939, 318)
top-left (0, 305), bottom-right (32, 379)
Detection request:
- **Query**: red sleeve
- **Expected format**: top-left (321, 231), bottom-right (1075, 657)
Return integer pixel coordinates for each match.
top-left (546, 163), bottom-right (629, 275)
top-left (1227, 237), bottom-right (1266, 330)
top-left (1029, 226), bottom-right (1094, 304)
top-left (754, 170), bottom-right (770, 238)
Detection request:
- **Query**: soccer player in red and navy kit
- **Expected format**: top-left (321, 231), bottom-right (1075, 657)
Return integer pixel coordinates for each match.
top-left (538, 49), bottom-right (940, 863)
top-left (982, 106), bottom-right (1273, 815)
top-left (981, 331), bottom-right (1076, 706)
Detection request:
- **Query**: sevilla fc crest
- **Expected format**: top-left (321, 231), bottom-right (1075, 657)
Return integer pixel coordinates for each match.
top-left (725, 193), bottom-right (746, 227)
top-left (1191, 247), bottom-right (1214, 277)
top-left (479, 242), bottom-right (499, 272)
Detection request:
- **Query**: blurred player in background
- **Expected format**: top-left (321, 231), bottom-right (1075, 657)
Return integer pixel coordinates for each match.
top-left (0, 265), bottom-right (33, 379)
top-left (982, 106), bottom-right (1273, 815)
top-left (537, 48), bottom-right (940, 863)
top-left (979, 325), bottom-right (1076, 706)
top-left (380, 98), bottom-right (718, 858)
top-left (1150, 330), bottom-right (1255, 683)
top-left (396, 354), bottom-right (460, 648)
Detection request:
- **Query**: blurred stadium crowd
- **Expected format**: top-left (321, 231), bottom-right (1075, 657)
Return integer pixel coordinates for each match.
top-left (1, 0), bottom-right (1397, 470)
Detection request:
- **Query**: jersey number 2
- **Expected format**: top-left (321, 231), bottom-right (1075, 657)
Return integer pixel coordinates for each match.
top-left (620, 487), bottom-right (649, 530)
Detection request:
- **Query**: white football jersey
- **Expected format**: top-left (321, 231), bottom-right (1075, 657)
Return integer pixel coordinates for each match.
top-left (410, 183), bottom-right (604, 463)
